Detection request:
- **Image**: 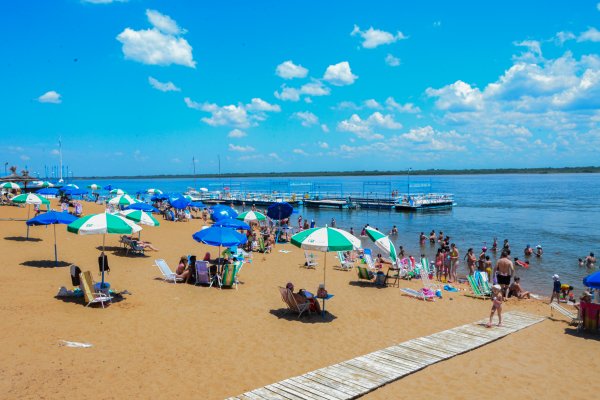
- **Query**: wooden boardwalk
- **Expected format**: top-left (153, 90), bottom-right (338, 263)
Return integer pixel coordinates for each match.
top-left (227, 311), bottom-right (544, 400)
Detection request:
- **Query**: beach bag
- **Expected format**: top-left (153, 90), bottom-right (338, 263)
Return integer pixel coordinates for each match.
top-left (70, 265), bottom-right (81, 286)
top-left (98, 254), bottom-right (110, 274)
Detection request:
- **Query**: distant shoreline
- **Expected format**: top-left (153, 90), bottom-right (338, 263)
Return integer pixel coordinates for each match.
top-left (73, 166), bottom-right (600, 180)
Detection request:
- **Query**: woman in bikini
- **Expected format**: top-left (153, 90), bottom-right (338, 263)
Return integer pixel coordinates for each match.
top-left (465, 248), bottom-right (477, 276)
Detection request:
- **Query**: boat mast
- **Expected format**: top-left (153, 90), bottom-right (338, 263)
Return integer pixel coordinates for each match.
top-left (192, 156), bottom-right (197, 190)
top-left (58, 137), bottom-right (63, 183)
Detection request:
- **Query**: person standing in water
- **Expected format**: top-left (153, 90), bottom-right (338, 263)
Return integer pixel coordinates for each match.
top-left (494, 251), bottom-right (514, 298)
top-left (419, 232), bottom-right (426, 245)
top-left (466, 248), bottom-right (477, 276)
top-left (586, 252), bottom-right (596, 268)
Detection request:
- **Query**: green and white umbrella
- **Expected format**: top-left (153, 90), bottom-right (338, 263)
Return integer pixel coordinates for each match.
top-left (365, 227), bottom-right (397, 263)
top-left (65, 184), bottom-right (79, 189)
top-left (88, 183), bottom-right (101, 191)
top-left (236, 210), bottom-right (267, 223)
top-left (291, 226), bottom-right (361, 285)
top-left (109, 188), bottom-right (126, 195)
top-left (109, 194), bottom-right (139, 206)
top-left (0, 182), bottom-right (21, 190)
top-left (38, 181), bottom-right (54, 188)
top-left (67, 213), bottom-right (142, 286)
top-left (147, 188), bottom-right (163, 194)
top-left (12, 193), bottom-right (50, 238)
top-left (120, 209), bottom-right (160, 226)
top-left (183, 195), bottom-right (193, 201)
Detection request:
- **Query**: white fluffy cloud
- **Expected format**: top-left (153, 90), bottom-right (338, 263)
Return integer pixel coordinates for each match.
top-left (323, 62), bottom-right (358, 86)
top-left (275, 60), bottom-right (308, 79)
top-left (274, 80), bottom-right (330, 102)
top-left (555, 31), bottom-right (576, 46)
top-left (385, 97), bottom-right (421, 113)
top-left (117, 9), bottom-right (195, 67)
top-left (318, 141), bottom-right (329, 149)
top-left (385, 54), bottom-right (400, 67)
top-left (337, 112), bottom-right (402, 140)
top-left (228, 144), bottom-right (255, 152)
top-left (148, 76), bottom-right (180, 92)
top-left (38, 91), bottom-right (61, 104)
top-left (321, 124), bottom-right (330, 133)
top-left (292, 111), bottom-right (319, 127)
top-left (185, 97), bottom-right (280, 128)
top-left (228, 129), bottom-right (247, 138)
top-left (351, 25), bottom-right (408, 48)
top-left (426, 80), bottom-right (484, 111)
top-left (578, 27), bottom-right (600, 42)
top-left (292, 148), bottom-right (308, 156)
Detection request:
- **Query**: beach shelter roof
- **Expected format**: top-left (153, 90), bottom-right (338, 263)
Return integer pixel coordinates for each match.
top-left (147, 188), bottom-right (163, 194)
top-left (583, 271), bottom-right (600, 289)
top-left (88, 184), bottom-right (101, 190)
top-left (38, 181), bottom-right (54, 188)
top-left (365, 227), bottom-right (398, 262)
top-left (169, 197), bottom-right (190, 210)
top-left (212, 218), bottom-right (251, 230)
top-left (26, 211), bottom-right (77, 266)
top-left (189, 201), bottom-right (205, 208)
top-left (61, 188), bottom-right (88, 196)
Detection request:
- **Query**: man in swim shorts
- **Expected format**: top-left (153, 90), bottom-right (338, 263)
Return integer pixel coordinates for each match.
top-left (494, 251), bottom-right (514, 298)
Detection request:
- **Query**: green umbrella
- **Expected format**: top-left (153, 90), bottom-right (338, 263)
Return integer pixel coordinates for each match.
top-left (236, 210), bottom-right (267, 223)
top-left (119, 209), bottom-right (160, 226)
top-left (88, 184), bottom-right (101, 191)
top-left (147, 188), bottom-right (163, 194)
top-left (12, 193), bottom-right (50, 239)
top-left (67, 213), bottom-right (142, 286)
top-left (108, 194), bottom-right (139, 206)
top-left (365, 227), bottom-right (397, 263)
top-left (109, 188), bottom-right (126, 195)
top-left (38, 181), bottom-right (54, 188)
top-left (291, 226), bottom-right (361, 285)
top-left (1, 182), bottom-right (21, 190)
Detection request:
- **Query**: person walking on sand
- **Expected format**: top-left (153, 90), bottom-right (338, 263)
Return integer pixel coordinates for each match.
top-left (487, 284), bottom-right (503, 327)
top-left (549, 274), bottom-right (561, 304)
top-left (494, 251), bottom-right (514, 298)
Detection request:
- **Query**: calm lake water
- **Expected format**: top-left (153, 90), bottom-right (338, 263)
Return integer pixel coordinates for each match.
top-left (72, 173), bottom-right (600, 295)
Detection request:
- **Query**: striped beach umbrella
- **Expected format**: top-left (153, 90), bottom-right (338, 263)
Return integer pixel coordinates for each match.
top-left (109, 194), bottom-right (139, 206)
top-left (88, 183), bottom-right (101, 191)
top-left (65, 184), bottom-right (79, 189)
top-left (365, 227), bottom-right (397, 263)
top-left (291, 227), bottom-right (361, 285)
top-left (12, 193), bottom-right (50, 239)
top-left (146, 188), bottom-right (163, 194)
top-left (38, 181), bottom-right (54, 188)
top-left (120, 209), bottom-right (160, 226)
top-left (67, 213), bottom-right (142, 285)
top-left (236, 210), bottom-right (267, 223)
top-left (109, 188), bottom-right (126, 195)
top-left (0, 182), bottom-right (21, 190)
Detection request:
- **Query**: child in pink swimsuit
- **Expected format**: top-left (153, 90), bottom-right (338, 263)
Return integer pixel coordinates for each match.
top-left (487, 284), bottom-right (503, 328)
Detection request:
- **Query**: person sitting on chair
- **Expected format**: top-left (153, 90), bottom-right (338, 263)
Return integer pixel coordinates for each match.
top-left (175, 256), bottom-right (191, 281)
top-left (286, 282), bottom-right (321, 313)
top-left (132, 240), bottom-right (159, 251)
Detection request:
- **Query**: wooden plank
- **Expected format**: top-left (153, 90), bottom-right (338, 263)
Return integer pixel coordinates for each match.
top-left (404, 338), bottom-right (456, 357)
top-left (337, 361), bottom-right (391, 382)
top-left (393, 341), bottom-right (451, 359)
top-left (322, 363), bottom-right (383, 386)
top-left (315, 367), bottom-right (378, 391)
top-left (384, 344), bottom-right (442, 362)
top-left (264, 384), bottom-right (309, 400)
top-left (310, 370), bottom-right (371, 393)
top-left (360, 354), bottom-right (414, 375)
top-left (303, 372), bottom-right (363, 397)
top-left (377, 348), bottom-right (433, 367)
top-left (367, 351), bottom-right (424, 371)
top-left (248, 387), bottom-right (290, 400)
top-left (278, 378), bottom-right (343, 400)
top-left (345, 358), bottom-right (398, 379)
top-left (289, 376), bottom-right (352, 399)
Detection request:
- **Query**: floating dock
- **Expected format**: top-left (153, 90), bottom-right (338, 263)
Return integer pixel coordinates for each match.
top-left (304, 199), bottom-right (352, 209)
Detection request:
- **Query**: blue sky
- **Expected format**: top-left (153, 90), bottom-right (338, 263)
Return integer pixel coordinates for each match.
top-left (2, 0), bottom-right (600, 176)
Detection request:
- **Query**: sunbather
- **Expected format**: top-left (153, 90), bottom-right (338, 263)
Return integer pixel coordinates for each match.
top-left (286, 282), bottom-right (321, 313)
top-left (175, 256), bottom-right (191, 281)
top-left (133, 240), bottom-right (159, 251)
top-left (508, 277), bottom-right (531, 299)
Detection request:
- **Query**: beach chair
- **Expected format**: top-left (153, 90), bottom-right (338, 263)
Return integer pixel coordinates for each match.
top-left (466, 275), bottom-right (489, 298)
top-left (474, 271), bottom-right (492, 295)
top-left (126, 241), bottom-right (145, 256)
top-left (195, 260), bottom-right (211, 286)
top-left (154, 259), bottom-right (183, 283)
top-left (215, 262), bottom-right (240, 289)
top-left (336, 251), bottom-right (354, 271)
top-left (357, 266), bottom-right (375, 282)
top-left (79, 271), bottom-right (112, 308)
top-left (550, 303), bottom-right (582, 328)
top-left (119, 235), bottom-right (133, 249)
top-left (385, 264), bottom-right (401, 287)
top-left (278, 286), bottom-right (311, 318)
top-left (419, 263), bottom-right (439, 291)
top-left (400, 287), bottom-right (435, 301)
top-left (303, 251), bottom-right (318, 269)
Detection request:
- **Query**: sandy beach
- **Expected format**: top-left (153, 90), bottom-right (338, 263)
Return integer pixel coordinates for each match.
top-left (0, 200), bottom-right (597, 400)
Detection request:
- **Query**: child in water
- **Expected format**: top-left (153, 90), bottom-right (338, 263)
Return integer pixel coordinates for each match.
top-left (487, 284), bottom-right (503, 328)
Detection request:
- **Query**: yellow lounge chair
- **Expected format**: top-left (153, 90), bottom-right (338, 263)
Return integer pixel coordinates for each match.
top-left (79, 271), bottom-right (112, 308)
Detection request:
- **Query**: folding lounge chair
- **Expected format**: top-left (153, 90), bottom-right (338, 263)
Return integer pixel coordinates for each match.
top-left (195, 260), bottom-right (211, 286)
top-left (304, 251), bottom-right (318, 269)
top-left (336, 251), bottom-right (354, 271)
top-left (400, 287), bottom-right (435, 301)
top-left (79, 271), bottom-right (112, 308)
top-left (357, 266), bottom-right (375, 282)
top-left (466, 275), bottom-right (489, 298)
top-left (475, 271), bottom-right (492, 295)
top-left (154, 259), bottom-right (183, 283)
top-left (278, 286), bottom-right (311, 318)
top-left (127, 241), bottom-right (145, 256)
top-left (215, 262), bottom-right (240, 289)
top-left (550, 303), bottom-right (582, 328)
top-left (419, 260), bottom-right (439, 291)
top-left (363, 250), bottom-right (376, 270)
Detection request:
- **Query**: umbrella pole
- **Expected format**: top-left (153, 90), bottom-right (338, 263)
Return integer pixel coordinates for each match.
top-left (53, 224), bottom-right (57, 267)
top-left (324, 252), bottom-right (327, 286)
top-left (26, 205), bottom-right (30, 239)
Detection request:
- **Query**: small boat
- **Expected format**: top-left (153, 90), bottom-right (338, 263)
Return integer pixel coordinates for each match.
top-left (394, 193), bottom-right (454, 211)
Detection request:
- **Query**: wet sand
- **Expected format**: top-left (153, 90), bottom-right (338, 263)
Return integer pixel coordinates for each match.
top-left (0, 200), bottom-right (597, 399)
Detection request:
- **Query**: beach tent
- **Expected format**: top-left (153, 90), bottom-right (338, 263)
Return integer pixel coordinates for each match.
top-left (365, 227), bottom-right (398, 263)
top-left (26, 211), bottom-right (77, 266)
top-left (583, 271), bottom-right (600, 290)
top-left (67, 213), bottom-right (142, 287)
top-left (291, 227), bottom-right (361, 286)
top-left (12, 193), bottom-right (50, 239)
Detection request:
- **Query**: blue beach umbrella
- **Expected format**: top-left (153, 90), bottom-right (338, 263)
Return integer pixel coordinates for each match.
top-left (36, 188), bottom-right (59, 195)
top-left (212, 218), bottom-right (251, 230)
top-left (151, 193), bottom-right (169, 201)
top-left (169, 197), bottom-right (190, 210)
top-left (583, 271), bottom-right (600, 290)
top-left (189, 201), bottom-right (205, 208)
top-left (192, 226), bottom-right (248, 268)
top-left (267, 202), bottom-right (293, 220)
top-left (62, 188), bottom-right (88, 196)
top-left (125, 203), bottom-right (158, 212)
top-left (103, 184), bottom-right (112, 191)
top-left (210, 205), bottom-right (238, 221)
top-left (26, 211), bottom-right (78, 266)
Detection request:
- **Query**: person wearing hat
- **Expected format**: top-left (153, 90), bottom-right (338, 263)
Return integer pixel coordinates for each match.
top-left (524, 244), bottom-right (533, 256)
top-left (486, 284), bottom-right (504, 328)
top-left (535, 244), bottom-right (543, 257)
top-left (549, 274), bottom-right (561, 304)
